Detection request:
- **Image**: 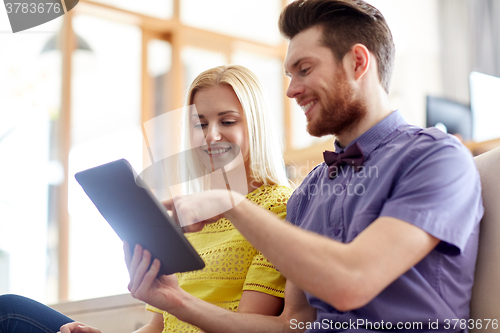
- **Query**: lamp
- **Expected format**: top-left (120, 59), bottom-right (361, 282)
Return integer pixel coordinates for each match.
top-left (40, 32), bottom-right (93, 53)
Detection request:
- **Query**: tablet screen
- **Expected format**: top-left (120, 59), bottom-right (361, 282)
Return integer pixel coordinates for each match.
top-left (75, 158), bottom-right (205, 276)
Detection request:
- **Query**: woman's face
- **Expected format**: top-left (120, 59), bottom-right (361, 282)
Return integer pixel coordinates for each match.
top-left (190, 84), bottom-right (249, 172)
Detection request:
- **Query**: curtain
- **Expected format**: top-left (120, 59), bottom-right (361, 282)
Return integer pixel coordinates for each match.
top-left (438, 0), bottom-right (500, 103)
top-left (437, 0), bottom-right (472, 104)
top-left (471, 0), bottom-right (500, 77)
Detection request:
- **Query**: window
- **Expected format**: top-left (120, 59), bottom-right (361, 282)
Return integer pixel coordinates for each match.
top-left (0, 17), bottom-right (63, 303)
top-left (67, 16), bottom-right (142, 300)
top-left (181, 0), bottom-right (282, 45)
top-left (89, 0), bottom-right (173, 19)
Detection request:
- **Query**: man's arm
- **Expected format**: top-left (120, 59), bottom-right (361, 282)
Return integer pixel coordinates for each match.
top-left (224, 202), bottom-right (439, 311)
top-left (166, 192), bottom-right (438, 312)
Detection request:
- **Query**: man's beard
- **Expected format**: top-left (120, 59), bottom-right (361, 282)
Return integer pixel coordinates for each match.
top-left (307, 67), bottom-right (367, 138)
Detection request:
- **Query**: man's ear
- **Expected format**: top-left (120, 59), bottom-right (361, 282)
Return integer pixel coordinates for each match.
top-left (345, 43), bottom-right (371, 82)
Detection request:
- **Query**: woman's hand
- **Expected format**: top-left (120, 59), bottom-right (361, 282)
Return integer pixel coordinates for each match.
top-left (163, 190), bottom-right (245, 230)
top-left (59, 322), bottom-right (101, 333)
top-left (123, 242), bottom-right (186, 313)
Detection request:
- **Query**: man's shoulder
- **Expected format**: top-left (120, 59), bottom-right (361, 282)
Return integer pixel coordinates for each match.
top-left (391, 125), bottom-right (468, 157)
top-left (413, 127), bottom-right (464, 147)
top-left (416, 126), bottom-right (452, 140)
top-left (396, 124), bottom-right (461, 144)
top-left (385, 125), bottom-right (479, 186)
top-left (374, 125), bottom-right (477, 182)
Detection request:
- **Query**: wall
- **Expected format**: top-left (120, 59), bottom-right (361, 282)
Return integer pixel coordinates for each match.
top-left (369, 0), bottom-right (444, 127)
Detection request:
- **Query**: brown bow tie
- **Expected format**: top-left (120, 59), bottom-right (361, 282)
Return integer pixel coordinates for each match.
top-left (323, 142), bottom-right (365, 179)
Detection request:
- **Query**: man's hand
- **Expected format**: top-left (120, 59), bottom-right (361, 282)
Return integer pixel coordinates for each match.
top-left (59, 322), bottom-right (101, 333)
top-left (162, 190), bottom-right (245, 231)
top-left (123, 242), bottom-right (187, 312)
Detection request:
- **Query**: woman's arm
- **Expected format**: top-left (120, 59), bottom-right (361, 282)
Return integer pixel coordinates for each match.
top-left (134, 313), bottom-right (164, 333)
top-left (237, 291), bottom-right (283, 315)
top-left (126, 244), bottom-right (316, 333)
top-left (195, 291), bottom-right (283, 333)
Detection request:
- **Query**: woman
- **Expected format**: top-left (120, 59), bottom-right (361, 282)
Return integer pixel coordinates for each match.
top-left (144, 65), bottom-right (292, 333)
top-left (0, 65), bottom-right (292, 333)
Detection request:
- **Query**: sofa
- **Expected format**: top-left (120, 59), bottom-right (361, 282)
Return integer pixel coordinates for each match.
top-left (470, 146), bottom-right (500, 332)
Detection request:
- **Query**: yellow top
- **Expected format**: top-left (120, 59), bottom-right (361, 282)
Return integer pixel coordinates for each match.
top-left (146, 184), bottom-right (291, 333)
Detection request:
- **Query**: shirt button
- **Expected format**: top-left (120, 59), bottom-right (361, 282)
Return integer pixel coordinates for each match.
top-left (334, 229), bottom-right (341, 236)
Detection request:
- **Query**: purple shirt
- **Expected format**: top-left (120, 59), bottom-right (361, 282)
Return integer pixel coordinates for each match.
top-left (287, 110), bottom-right (483, 332)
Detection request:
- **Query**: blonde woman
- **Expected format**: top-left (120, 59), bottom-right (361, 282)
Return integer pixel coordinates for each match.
top-left (141, 65), bottom-right (292, 333)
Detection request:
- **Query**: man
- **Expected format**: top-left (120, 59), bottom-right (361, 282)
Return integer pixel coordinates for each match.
top-left (127, 0), bottom-right (483, 332)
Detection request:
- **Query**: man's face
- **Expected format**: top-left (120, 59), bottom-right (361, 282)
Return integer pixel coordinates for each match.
top-left (284, 26), bottom-right (366, 137)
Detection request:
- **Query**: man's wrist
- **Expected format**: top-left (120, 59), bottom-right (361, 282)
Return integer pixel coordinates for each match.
top-left (225, 192), bottom-right (247, 223)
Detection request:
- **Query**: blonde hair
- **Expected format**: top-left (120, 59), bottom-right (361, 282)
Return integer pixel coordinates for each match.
top-left (179, 65), bottom-right (289, 193)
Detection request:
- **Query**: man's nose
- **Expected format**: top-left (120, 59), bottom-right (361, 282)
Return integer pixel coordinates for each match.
top-left (286, 77), bottom-right (305, 99)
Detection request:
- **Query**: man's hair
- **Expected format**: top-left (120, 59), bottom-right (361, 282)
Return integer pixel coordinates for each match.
top-left (279, 0), bottom-right (395, 93)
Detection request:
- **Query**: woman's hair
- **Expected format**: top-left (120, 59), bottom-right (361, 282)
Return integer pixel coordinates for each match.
top-left (179, 65), bottom-right (289, 194)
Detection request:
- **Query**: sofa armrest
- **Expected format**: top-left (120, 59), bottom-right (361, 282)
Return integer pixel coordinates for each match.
top-left (50, 293), bottom-right (154, 333)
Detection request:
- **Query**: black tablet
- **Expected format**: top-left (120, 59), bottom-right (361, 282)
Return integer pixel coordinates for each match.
top-left (75, 158), bottom-right (205, 276)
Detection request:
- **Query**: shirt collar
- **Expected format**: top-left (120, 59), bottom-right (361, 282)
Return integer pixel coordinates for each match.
top-left (334, 110), bottom-right (407, 156)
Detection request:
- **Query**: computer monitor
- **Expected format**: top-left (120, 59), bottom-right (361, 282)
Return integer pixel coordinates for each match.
top-left (426, 95), bottom-right (472, 142)
top-left (470, 71), bottom-right (500, 142)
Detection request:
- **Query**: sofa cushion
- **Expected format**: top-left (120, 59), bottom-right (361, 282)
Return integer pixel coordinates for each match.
top-left (470, 147), bottom-right (500, 332)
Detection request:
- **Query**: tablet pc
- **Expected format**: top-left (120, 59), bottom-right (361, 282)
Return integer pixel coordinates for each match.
top-left (74, 158), bottom-right (205, 276)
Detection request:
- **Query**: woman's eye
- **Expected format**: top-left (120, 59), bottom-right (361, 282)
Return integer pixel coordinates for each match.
top-left (222, 121), bottom-right (236, 126)
top-left (193, 123), bottom-right (206, 128)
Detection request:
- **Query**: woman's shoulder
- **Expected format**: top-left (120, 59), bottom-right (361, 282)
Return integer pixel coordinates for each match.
top-left (247, 184), bottom-right (292, 198)
top-left (246, 184), bottom-right (292, 210)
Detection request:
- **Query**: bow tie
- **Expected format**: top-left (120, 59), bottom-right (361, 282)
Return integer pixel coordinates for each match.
top-left (323, 142), bottom-right (365, 179)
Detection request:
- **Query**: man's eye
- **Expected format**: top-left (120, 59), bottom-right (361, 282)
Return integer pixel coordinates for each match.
top-left (300, 68), bottom-right (310, 76)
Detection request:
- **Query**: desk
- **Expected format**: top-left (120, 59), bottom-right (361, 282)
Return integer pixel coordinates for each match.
top-left (465, 138), bottom-right (500, 156)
